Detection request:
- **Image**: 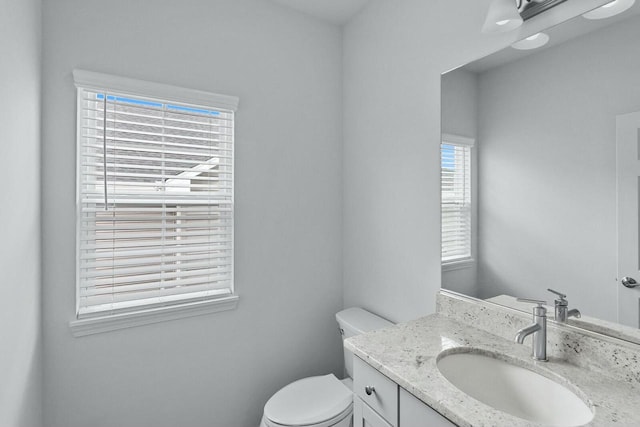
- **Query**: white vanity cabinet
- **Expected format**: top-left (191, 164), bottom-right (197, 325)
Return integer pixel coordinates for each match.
top-left (353, 396), bottom-right (393, 427)
top-left (398, 389), bottom-right (456, 427)
top-left (353, 357), bottom-right (456, 427)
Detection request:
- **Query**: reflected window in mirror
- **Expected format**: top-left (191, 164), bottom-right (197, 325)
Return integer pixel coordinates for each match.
top-left (441, 134), bottom-right (475, 268)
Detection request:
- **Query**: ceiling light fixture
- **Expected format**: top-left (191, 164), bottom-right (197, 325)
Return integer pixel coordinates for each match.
top-left (582, 0), bottom-right (635, 20)
top-left (482, 0), bottom-right (568, 33)
top-left (511, 32), bottom-right (551, 49)
top-left (483, 0), bottom-right (524, 33)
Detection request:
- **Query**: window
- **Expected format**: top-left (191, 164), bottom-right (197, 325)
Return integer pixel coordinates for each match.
top-left (441, 134), bottom-right (474, 265)
top-left (73, 70), bottom-right (239, 332)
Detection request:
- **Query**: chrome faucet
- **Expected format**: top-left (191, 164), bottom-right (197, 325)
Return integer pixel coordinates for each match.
top-left (547, 288), bottom-right (581, 322)
top-left (514, 298), bottom-right (548, 362)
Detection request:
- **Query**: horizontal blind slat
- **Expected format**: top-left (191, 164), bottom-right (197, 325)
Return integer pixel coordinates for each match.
top-left (81, 281), bottom-right (233, 302)
top-left (81, 266), bottom-right (232, 287)
top-left (80, 229), bottom-right (231, 242)
top-left (82, 141), bottom-right (232, 157)
top-left (81, 162), bottom-right (231, 174)
top-left (80, 260), bottom-right (231, 279)
top-left (81, 198), bottom-right (232, 206)
top-left (82, 250), bottom-right (232, 269)
top-left (80, 105), bottom-right (233, 128)
top-left (81, 243), bottom-right (231, 254)
top-left (81, 152), bottom-right (233, 164)
top-left (84, 114), bottom-right (233, 131)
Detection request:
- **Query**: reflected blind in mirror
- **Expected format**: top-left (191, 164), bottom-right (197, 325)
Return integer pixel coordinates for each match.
top-left (441, 136), bottom-right (473, 263)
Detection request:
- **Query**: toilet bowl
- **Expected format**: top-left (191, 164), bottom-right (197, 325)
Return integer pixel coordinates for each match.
top-left (260, 375), bottom-right (353, 427)
top-left (260, 308), bottom-right (392, 427)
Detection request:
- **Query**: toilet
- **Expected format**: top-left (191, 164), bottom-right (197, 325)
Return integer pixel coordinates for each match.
top-left (260, 308), bottom-right (393, 427)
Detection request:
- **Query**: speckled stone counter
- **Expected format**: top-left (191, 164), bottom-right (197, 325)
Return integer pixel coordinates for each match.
top-left (345, 293), bottom-right (640, 426)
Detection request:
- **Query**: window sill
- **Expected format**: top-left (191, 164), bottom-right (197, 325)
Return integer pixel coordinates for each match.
top-left (442, 258), bottom-right (475, 272)
top-left (69, 295), bottom-right (239, 337)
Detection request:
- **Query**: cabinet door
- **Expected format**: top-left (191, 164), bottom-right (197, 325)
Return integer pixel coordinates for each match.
top-left (399, 389), bottom-right (456, 427)
top-left (354, 396), bottom-right (393, 427)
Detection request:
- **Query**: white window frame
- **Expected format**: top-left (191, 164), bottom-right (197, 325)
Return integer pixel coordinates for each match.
top-left (69, 70), bottom-right (239, 337)
top-left (441, 134), bottom-right (475, 271)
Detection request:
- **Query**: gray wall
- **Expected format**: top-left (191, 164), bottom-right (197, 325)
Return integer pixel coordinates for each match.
top-left (0, 0), bottom-right (42, 425)
top-left (441, 69), bottom-right (478, 141)
top-left (342, 0), bottom-right (608, 323)
top-left (477, 14), bottom-right (640, 322)
top-left (441, 69), bottom-right (479, 297)
top-left (342, 0), bottom-right (442, 323)
top-left (41, 1), bottom-right (343, 426)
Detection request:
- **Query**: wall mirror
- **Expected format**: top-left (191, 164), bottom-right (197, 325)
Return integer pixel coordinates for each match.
top-left (441, 1), bottom-right (640, 344)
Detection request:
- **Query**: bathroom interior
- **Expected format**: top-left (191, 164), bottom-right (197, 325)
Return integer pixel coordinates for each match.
top-left (3, 0), bottom-right (640, 426)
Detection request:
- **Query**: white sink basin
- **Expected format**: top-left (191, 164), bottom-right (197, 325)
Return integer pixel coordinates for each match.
top-left (437, 351), bottom-right (594, 426)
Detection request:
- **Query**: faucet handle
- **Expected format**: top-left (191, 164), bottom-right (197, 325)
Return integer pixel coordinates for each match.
top-left (547, 288), bottom-right (567, 301)
top-left (516, 297), bottom-right (546, 306)
top-left (517, 298), bottom-right (548, 317)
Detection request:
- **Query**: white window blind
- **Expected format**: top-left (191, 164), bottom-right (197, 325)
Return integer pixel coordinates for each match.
top-left (75, 72), bottom-right (237, 318)
top-left (441, 136), bottom-right (474, 263)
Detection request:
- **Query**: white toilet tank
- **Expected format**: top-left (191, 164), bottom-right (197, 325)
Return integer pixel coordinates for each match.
top-left (335, 308), bottom-right (392, 379)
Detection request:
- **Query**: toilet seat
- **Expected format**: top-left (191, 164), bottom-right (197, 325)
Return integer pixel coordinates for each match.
top-left (263, 374), bottom-right (353, 427)
top-left (261, 405), bottom-right (352, 427)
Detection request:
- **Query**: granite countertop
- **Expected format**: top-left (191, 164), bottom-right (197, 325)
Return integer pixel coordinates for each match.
top-left (345, 314), bottom-right (640, 426)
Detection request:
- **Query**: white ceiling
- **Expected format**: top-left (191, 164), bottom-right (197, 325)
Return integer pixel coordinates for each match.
top-left (268, 0), bottom-right (371, 25)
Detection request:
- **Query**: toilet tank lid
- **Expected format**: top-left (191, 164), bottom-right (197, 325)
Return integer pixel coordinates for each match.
top-left (335, 307), bottom-right (392, 334)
